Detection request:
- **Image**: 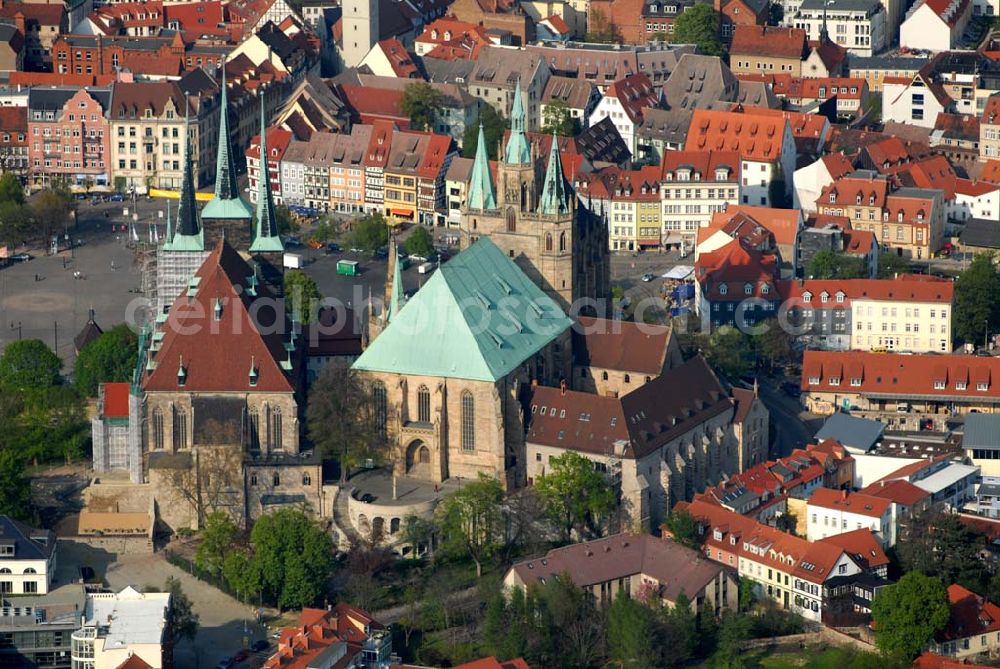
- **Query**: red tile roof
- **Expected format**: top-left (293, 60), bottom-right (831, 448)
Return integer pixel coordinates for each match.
top-left (264, 604), bottom-right (385, 669)
top-left (801, 351), bottom-right (1000, 400)
top-left (9, 72), bottom-right (116, 87)
top-left (917, 0), bottom-right (972, 28)
top-left (113, 656), bottom-right (154, 669)
top-left (375, 38), bottom-right (419, 78)
top-left (541, 14), bottom-right (570, 34)
top-left (101, 382), bottom-right (131, 419)
top-left (731, 25), bottom-right (808, 60)
top-left (983, 94), bottom-right (1000, 125)
top-left (696, 239), bottom-right (779, 299)
top-left (808, 488), bottom-right (891, 519)
top-left (777, 275), bottom-right (953, 305)
top-left (143, 241), bottom-right (295, 394)
top-left (683, 499), bottom-right (849, 584)
top-left (938, 584), bottom-right (1000, 642)
top-left (915, 653), bottom-right (994, 669)
top-left (0, 1), bottom-right (64, 26)
top-left (686, 109), bottom-right (789, 162)
top-left (844, 229), bottom-right (876, 256)
top-left (337, 84), bottom-right (408, 126)
top-left (659, 150), bottom-right (741, 182)
top-left (605, 72), bottom-right (657, 124)
top-left (859, 479), bottom-right (931, 506)
top-left (713, 205), bottom-right (800, 247)
top-left (821, 153), bottom-right (855, 180)
top-left (977, 159), bottom-right (1000, 185)
top-left (817, 528), bottom-right (889, 570)
top-left (453, 658), bottom-right (531, 669)
top-left (573, 316), bottom-right (674, 375)
top-left (109, 81), bottom-right (186, 119)
top-left (0, 105), bottom-right (26, 134)
top-left (819, 174), bottom-right (889, 208)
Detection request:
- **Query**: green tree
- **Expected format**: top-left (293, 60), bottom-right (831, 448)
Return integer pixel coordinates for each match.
top-left (672, 4), bottom-right (724, 56)
top-left (307, 366), bottom-right (385, 483)
top-left (775, 510), bottom-right (797, 535)
top-left (404, 226), bottom-right (434, 258)
top-left (436, 473), bottom-right (504, 578)
top-left (222, 549), bottom-right (261, 602)
top-left (349, 212), bottom-right (389, 255)
top-left (895, 511), bottom-right (989, 593)
top-left (607, 595), bottom-right (658, 668)
top-left (73, 323), bottom-right (138, 397)
top-left (195, 511), bottom-right (238, 577)
top-left (871, 572), bottom-right (950, 660)
top-left (0, 449), bottom-right (31, 520)
top-left (462, 104), bottom-right (507, 160)
top-left (248, 507), bottom-right (335, 609)
top-left (283, 270), bottom-right (322, 324)
top-left (0, 201), bottom-right (31, 246)
top-left (0, 172), bottom-right (24, 205)
top-left (275, 204), bottom-right (298, 236)
top-left (656, 591), bottom-right (696, 667)
top-left (710, 611), bottom-right (752, 669)
top-left (401, 82), bottom-right (445, 132)
top-left (534, 451), bottom-right (615, 542)
top-left (533, 575), bottom-right (605, 668)
top-left (752, 319), bottom-right (795, 374)
top-left (953, 254), bottom-right (1000, 346)
top-left (663, 509), bottom-right (699, 549)
top-left (32, 187), bottom-right (74, 240)
top-left (400, 514), bottom-right (437, 560)
top-left (806, 250), bottom-right (868, 279)
top-left (0, 339), bottom-right (62, 390)
top-left (702, 328), bottom-right (753, 380)
top-left (541, 100), bottom-right (580, 137)
top-left (877, 252), bottom-right (912, 279)
top-left (165, 576), bottom-right (200, 645)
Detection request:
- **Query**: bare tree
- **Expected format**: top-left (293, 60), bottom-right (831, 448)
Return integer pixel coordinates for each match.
top-left (162, 446), bottom-right (245, 528)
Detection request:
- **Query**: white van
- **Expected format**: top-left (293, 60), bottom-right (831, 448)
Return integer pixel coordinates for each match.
top-left (418, 261), bottom-right (434, 274)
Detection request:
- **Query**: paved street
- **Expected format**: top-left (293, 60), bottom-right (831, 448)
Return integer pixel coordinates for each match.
top-left (757, 377), bottom-right (824, 459)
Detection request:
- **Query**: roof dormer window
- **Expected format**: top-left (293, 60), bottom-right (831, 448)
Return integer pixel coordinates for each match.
top-left (719, 283), bottom-right (728, 295)
top-left (820, 292), bottom-right (829, 304)
top-left (249, 357), bottom-right (258, 387)
top-left (177, 356), bottom-right (187, 387)
top-left (803, 291), bottom-right (812, 303)
top-left (829, 192), bottom-right (836, 203)
top-left (744, 283), bottom-right (752, 295)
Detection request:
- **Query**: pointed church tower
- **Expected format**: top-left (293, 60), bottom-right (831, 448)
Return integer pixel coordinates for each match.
top-left (386, 235), bottom-right (405, 322)
top-left (250, 96), bottom-right (284, 254)
top-left (164, 108), bottom-right (203, 252)
top-left (201, 70), bottom-right (254, 249)
top-left (539, 133), bottom-right (571, 216)
top-left (156, 107), bottom-right (211, 315)
top-left (467, 124), bottom-right (497, 211)
top-left (504, 79), bottom-right (532, 166)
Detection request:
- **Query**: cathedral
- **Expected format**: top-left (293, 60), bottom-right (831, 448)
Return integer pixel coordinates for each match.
top-left (459, 82), bottom-right (610, 313)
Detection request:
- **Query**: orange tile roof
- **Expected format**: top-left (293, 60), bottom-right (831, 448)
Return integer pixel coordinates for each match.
top-left (808, 488), bottom-right (891, 519)
top-left (777, 275), bottom-right (953, 304)
top-left (686, 109), bottom-right (788, 162)
top-left (714, 205), bottom-right (800, 247)
top-left (978, 159), bottom-right (1000, 185)
top-left (817, 528), bottom-right (889, 570)
top-left (453, 658), bottom-right (531, 669)
top-left (918, 0), bottom-right (972, 28)
top-left (605, 72), bottom-right (657, 124)
top-left (801, 351), bottom-right (1000, 400)
top-left (819, 174), bottom-right (889, 208)
top-left (915, 652), bottom-right (994, 669)
top-left (821, 153), bottom-right (855, 180)
top-left (695, 239), bottom-right (779, 299)
top-left (376, 38), bottom-right (419, 78)
top-left (983, 94), bottom-right (1000, 124)
top-left (101, 382), bottom-right (130, 419)
top-left (859, 479), bottom-right (931, 506)
top-left (731, 25), bottom-right (807, 60)
top-left (939, 584), bottom-right (1000, 642)
top-left (659, 150), bottom-right (741, 182)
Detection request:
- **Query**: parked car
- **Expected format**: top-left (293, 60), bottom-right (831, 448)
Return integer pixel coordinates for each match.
top-left (641, 273), bottom-right (656, 282)
top-left (326, 242), bottom-right (341, 254)
top-left (109, 193), bottom-right (126, 202)
top-left (233, 649), bottom-right (250, 662)
top-left (250, 639), bottom-right (270, 652)
top-left (359, 493), bottom-right (375, 503)
top-left (11, 253), bottom-right (32, 263)
top-left (216, 657), bottom-right (234, 669)
top-left (282, 236), bottom-right (303, 247)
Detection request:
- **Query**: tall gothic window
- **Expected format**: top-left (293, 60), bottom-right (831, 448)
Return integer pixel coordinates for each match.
top-left (505, 208), bottom-right (516, 232)
top-left (545, 233), bottom-right (553, 251)
top-left (173, 408), bottom-right (188, 450)
top-left (152, 408), bottom-right (164, 450)
top-left (248, 407), bottom-right (260, 450)
top-left (373, 382), bottom-right (387, 438)
top-left (461, 391), bottom-right (475, 451)
top-left (270, 407), bottom-right (283, 451)
top-left (559, 232), bottom-right (566, 252)
top-left (417, 385), bottom-right (431, 423)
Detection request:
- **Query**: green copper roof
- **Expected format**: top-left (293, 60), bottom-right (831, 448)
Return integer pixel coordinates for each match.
top-left (539, 132), bottom-right (571, 215)
top-left (352, 238), bottom-right (571, 382)
top-left (202, 77), bottom-right (253, 221)
top-left (250, 96), bottom-right (284, 253)
top-left (504, 80), bottom-right (531, 165)
top-left (163, 108), bottom-right (204, 252)
top-left (467, 124), bottom-right (497, 210)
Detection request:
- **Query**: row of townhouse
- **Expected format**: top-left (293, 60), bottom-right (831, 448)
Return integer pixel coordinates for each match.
top-left (247, 121), bottom-right (456, 225)
top-left (681, 498), bottom-right (888, 622)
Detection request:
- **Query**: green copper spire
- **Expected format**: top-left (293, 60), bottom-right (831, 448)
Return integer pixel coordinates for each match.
top-left (202, 72), bottom-right (254, 221)
top-left (504, 79), bottom-right (531, 165)
top-left (467, 124), bottom-right (497, 210)
top-left (249, 95), bottom-right (284, 254)
top-left (539, 132), bottom-right (571, 216)
top-left (163, 106), bottom-right (204, 252)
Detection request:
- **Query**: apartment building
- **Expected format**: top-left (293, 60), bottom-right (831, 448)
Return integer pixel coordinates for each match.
top-left (588, 72), bottom-right (658, 156)
top-left (328, 125), bottom-right (373, 215)
top-left (0, 516), bottom-right (56, 596)
top-left (73, 586), bottom-right (171, 669)
top-left (900, 0), bottom-right (973, 52)
top-left (800, 351), bottom-right (1000, 430)
top-left (247, 127), bottom-right (293, 207)
top-left (849, 54), bottom-right (924, 92)
top-left (579, 165), bottom-right (663, 250)
top-left (980, 94), bottom-right (1000, 159)
top-left (0, 106), bottom-right (29, 177)
top-left (26, 86), bottom-right (111, 188)
top-left (107, 81), bottom-right (190, 191)
top-left (467, 47), bottom-right (549, 131)
top-left (685, 109), bottom-right (797, 207)
top-left (730, 26), bottom-right (809, 77)
top-left (806, 488), bottom-right (893, 547)
top-left (660, 150), bottom-right (741, 251)
top-left (795, 0), bottom-right (887, 56)
top-left (684, 499), bottom-right (869, 622)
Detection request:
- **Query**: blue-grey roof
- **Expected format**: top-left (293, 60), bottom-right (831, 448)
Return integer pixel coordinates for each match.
top-left (801, 0), bottom-right (881, 11)
top-left (814, 413), bottom-right (884, 453)
top-left (964, 413), bottom-right (1000, 450)
top-left (0, 516), bottom-right (55, 562)
top-left (848, 55), bottom-right (925, 72)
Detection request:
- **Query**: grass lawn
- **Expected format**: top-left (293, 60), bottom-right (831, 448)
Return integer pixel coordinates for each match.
top-left (747, 645), bottom-right (878, 669)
